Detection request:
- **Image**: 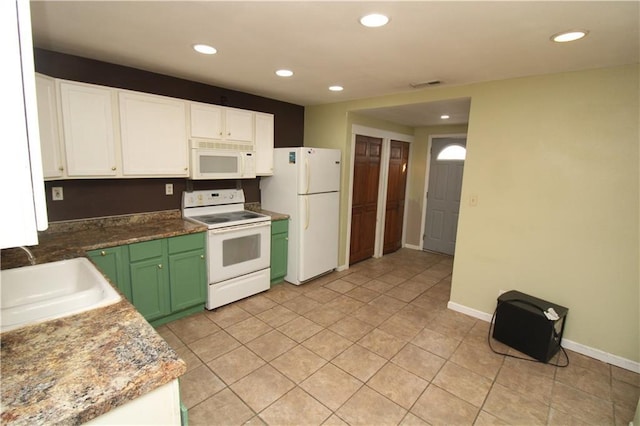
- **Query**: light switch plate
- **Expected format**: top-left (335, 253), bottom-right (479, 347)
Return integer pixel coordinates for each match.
top-left (165, 183), bottom-right (174, 195)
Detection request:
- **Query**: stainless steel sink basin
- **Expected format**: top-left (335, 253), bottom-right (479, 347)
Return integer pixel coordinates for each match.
top-left (1, 258), bottom-right (121, 333)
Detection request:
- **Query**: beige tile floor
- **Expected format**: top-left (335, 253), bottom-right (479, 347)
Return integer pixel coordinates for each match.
top-left (157, 249), bottom-right (639, 426)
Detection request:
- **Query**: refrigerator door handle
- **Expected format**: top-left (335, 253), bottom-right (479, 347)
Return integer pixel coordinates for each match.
top-left (305, 158), bottom-right (311, 193)
top-left (305, 197), bottom-right (310, 230)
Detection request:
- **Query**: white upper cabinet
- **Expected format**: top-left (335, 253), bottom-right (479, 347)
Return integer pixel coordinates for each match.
top-left (1, 0), bottom-right (48, 248)
top-left (189, 103), bottom-right (254, 146)
top-left (36, 74), bottom-right (64, 179)
top-left (60, 81), bottom-right (118, 176)
top-left (34, 75), bottom-right (273, 181)
top-left (255, 112), bottom-right (274, 176)
top-left (190, 103), bottom-right (223, 140)
top-left (224, 108), bottom-right (254, 144)
top-left (119, 91), bottom-right (188, 176)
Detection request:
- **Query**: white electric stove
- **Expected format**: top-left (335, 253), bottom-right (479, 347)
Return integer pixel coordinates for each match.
top-left (182, 189), bottom-right (271, 310)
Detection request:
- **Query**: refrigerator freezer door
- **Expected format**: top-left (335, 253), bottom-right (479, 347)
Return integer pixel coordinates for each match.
top-left (296, 192), bottom-right (339, 283)
top-left (296, 148), bottom-right (341, 195)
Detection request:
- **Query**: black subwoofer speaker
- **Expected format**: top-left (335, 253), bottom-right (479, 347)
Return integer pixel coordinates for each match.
top-left (492, 290), bottom-right (568, 363)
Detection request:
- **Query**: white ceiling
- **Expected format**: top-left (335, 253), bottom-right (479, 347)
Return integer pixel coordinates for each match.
top-left (29, 1), bottom-right (639, 127)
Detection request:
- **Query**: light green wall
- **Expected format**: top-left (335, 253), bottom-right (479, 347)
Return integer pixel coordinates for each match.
top-left (304, 64), bottom-right (640, 363)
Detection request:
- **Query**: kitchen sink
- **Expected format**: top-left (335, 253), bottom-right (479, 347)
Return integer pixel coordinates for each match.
top-left (1, 258), bottom-right (121, 333)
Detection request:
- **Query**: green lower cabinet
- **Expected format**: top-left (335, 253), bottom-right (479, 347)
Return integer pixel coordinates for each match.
top-left (88, 233), bottom-right (207, 326)
top-left (128, 239), bottom-right (170, 322)
top-left (129, 256), bottom-right (170, 321)
top-left (168, 233), bottom-right (207, 313)
top-left (270, 219), bottom-right (289, 285)
top-left (87, 246), bottom-right (131, 300)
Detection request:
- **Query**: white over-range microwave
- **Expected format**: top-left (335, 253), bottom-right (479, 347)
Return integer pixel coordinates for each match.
top-left (189, 141), bottom-right (256, 179)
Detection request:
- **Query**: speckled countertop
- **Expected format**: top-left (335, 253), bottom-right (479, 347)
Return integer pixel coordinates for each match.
top-left (0, 210), bottom-right (206, 424)
top-left (1, 210), bottom-right (207, 270)
top-left (1, 300), bottom-right (186, 425)
top-left (0, 207), bottom-right (286, 424)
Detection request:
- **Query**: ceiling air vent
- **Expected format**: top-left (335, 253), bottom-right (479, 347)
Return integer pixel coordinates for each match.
top-left (409, 80), bottom-right (442, 89)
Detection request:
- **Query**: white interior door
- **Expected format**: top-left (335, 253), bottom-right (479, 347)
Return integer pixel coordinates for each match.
top-left (423, 138), bottom-right (466, 255)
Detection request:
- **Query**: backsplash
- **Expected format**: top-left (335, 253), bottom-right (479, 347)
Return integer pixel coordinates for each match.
top-left (44, 178), bottom-right (260, 222)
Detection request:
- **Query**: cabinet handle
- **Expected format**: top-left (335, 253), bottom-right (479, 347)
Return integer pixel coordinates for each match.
top-left (100, 250), bottom-right (106, 256)
top-left (184, 167), bottom-right (188, 171)
top-left (227, 132), bottom-right (231, 136)
top-left (200, 255), bottom-right (205, 259)
top-left (111, 166), bottom-right (116, 171)
top-left (58, 166), bottom-right (64, 171)
top-left (158, 264), bottom-right (163, 269)
top-left (285, 238), bottom-right (289, 241)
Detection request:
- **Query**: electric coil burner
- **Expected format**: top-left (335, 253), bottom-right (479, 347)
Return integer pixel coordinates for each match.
top-left (183, 189), bottom-right (271, 310)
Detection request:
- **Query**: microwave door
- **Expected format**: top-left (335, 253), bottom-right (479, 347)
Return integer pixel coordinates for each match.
top-left (192, 150), bottom-right (241, 179)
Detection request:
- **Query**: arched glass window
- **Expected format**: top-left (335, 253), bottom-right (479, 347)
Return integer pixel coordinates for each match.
top-left (437, 144), bottom-right (466, 161)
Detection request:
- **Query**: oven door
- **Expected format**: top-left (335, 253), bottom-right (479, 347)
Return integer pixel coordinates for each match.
top-left (207, 221), bottom-right (270, 283)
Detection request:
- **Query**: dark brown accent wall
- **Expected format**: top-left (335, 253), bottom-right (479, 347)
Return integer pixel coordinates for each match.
top-left (34, 49), bottom-right (303, 221)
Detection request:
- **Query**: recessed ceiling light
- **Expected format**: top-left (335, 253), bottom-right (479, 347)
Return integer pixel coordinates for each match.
top-left (440, 115), bottom-right (450, 120)
top-left (359, 13), bottom-right (389, 28)
top-left (193, 44), bottom-right (217, 55)
top-left (329, 85), bottom-right (344, 92)
top-left (275, 69), bottom-right (294, 77)
top-left (551, 30), bottom-right (588, 43)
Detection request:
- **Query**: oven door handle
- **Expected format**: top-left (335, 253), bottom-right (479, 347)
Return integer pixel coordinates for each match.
top-left (209, 221), bottom-right (271, 234)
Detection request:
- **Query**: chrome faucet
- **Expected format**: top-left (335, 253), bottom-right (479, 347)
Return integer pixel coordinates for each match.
top-left (18, 246), bottom-right (36, 265)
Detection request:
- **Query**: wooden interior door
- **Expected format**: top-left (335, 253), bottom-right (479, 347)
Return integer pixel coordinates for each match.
top-left (383, 140), bottom-right (409, 254)
top-left (350, 135), bottom-right (382, 264)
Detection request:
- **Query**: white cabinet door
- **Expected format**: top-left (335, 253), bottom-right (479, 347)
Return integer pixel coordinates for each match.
top-left (60, 82), bottom-right (117, 176)
top-left (0, 0), bottom-right (48, 249)
top-left (36, 74), bottom-right (64, 179)
top-left (190, 103), bottom-right (223, 140)
top-left (225, 107), bottom-right (254, 143)
top-left (119, 92), bottom-right (188, 176)
top-left (255, 112), bottom-right (274, 175)
top-left (190, 103), bottom-right (254, 146)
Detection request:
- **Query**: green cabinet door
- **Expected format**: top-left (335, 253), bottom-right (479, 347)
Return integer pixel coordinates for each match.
top-left (128, 239), bottom-right (170, 322)
top-left (129, 257), bottom-right (170, 321)
top-left (87, 246), bottom-right (131, 300)
top-left (168, 233), bottom-right (207, 311)
top-left (270, 219), bottom-right (289, 285)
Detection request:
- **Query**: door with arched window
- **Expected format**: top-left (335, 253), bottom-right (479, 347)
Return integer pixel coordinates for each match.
top-left (423, 137), bottom-right (466, 255)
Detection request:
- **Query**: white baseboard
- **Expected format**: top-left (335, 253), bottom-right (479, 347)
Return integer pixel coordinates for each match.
top-left (336, 264), bottom-right (349, 272)
top-left (447, 301), bottom-right (640, 374)
top-left (448, 301), bottom-right (493, 323)
top-left (403, 243), bottom-right (421, 250)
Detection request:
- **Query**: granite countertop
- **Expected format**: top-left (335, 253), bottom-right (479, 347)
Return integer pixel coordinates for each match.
top-left (1, 210), bottom-right (207, 270)
top-left (1, 299), bottom-right (186, 425)
top-left (0, 210), bottom-right (204, 424)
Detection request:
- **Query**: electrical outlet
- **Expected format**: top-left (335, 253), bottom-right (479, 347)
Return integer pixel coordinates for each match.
top-left (165, 183), bottom-right (174, 195)
top-left (52, 187), bottom-right (64, 201)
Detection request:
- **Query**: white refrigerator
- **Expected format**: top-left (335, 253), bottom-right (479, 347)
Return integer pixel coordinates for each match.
top-left (261, 147), bottom-right (341, 285)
